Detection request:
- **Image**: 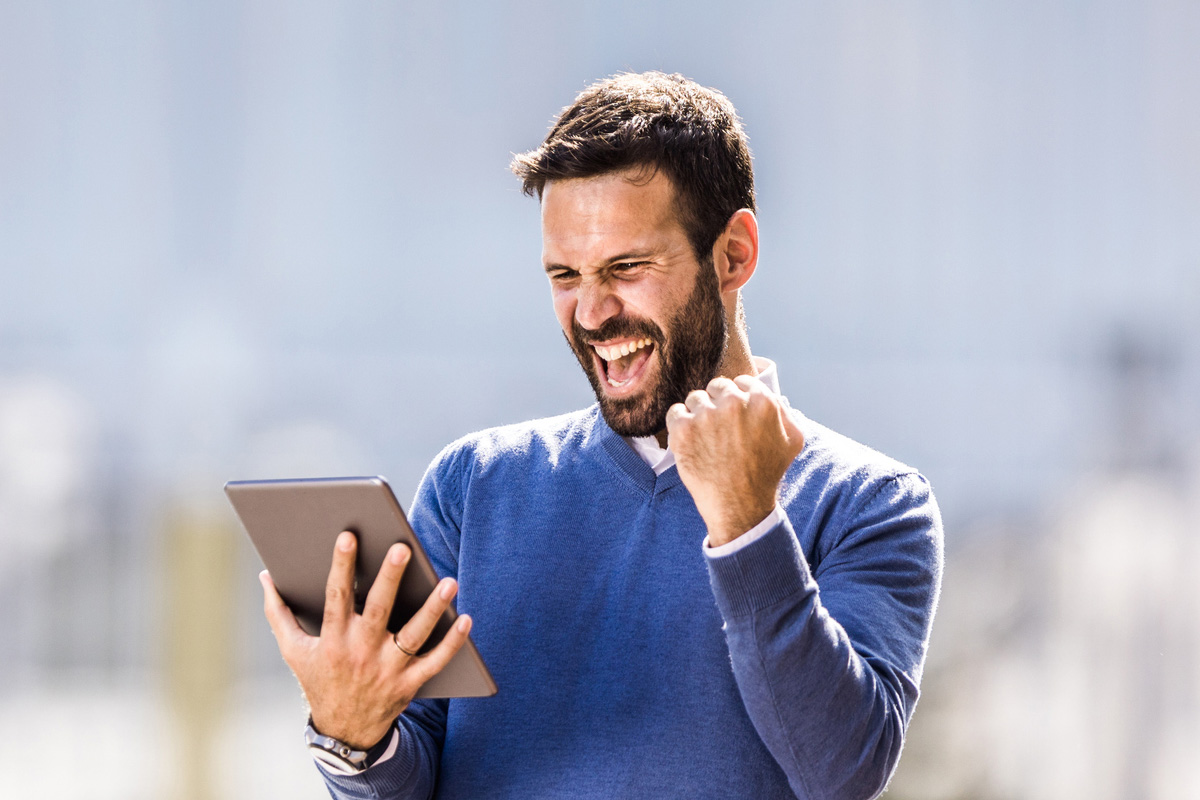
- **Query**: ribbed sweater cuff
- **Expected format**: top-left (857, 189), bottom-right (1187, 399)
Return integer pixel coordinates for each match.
top-left (706, 517), bottom-right (815, 619)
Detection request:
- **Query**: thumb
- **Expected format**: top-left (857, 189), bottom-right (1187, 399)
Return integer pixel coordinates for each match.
top-left (781, 408), bottom-right (806, 457)
top-left (260, 570), bottom-right (310, 654)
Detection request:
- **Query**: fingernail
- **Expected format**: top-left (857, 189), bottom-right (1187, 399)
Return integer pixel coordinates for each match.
top-left (389, 544), bottom-right (409, 565)
top-left (258, 570), bottom-right (269, 586)
top-left (456, 615), bottom-right (472, 633)
top-left (439, 578), bottom-right (457, 600)
top-left (338, 531), bottom-right (354, 551)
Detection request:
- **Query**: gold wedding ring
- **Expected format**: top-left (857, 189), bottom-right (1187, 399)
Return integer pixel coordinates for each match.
top-left (393, 632), bottom-right (419, 657)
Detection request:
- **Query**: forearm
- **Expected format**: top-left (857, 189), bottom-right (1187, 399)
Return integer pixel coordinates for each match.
top-left (706, 519), bottom-right (922, 800)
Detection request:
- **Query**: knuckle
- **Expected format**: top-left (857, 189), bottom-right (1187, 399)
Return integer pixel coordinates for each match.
top-left (361, 602), bottom-right (387, 625)
top-left (707, 376), bottom-right (732, 391)
top-left (419, 598), bottom-right (445, 621)
top-left (751, 387), bottom-right (775, 406)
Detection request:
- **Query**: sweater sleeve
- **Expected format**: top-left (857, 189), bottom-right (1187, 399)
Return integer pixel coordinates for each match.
top-left (316, 445), bottom-right (469, 800)
top-left (705, 472), bottom-right (943, 800)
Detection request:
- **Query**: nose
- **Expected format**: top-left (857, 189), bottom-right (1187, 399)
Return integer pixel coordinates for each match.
top-left (574, 276), bottom-right (622, 332)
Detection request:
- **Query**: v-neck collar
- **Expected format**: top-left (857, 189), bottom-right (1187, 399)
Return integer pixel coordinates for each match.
top-left (587, 406), bottom-right (682, 496)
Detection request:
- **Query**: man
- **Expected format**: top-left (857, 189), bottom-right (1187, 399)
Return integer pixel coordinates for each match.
top-left (261, 72), bottom-right (943, 800)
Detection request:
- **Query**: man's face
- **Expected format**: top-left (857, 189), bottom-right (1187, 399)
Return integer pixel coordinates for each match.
top-left (541, 169), bottom-right (728, 437)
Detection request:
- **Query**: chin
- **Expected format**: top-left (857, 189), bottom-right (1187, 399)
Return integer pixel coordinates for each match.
top-left (599, 407), bottom-right (664, 438)
top-left (594, 386), bottom-right (671, 438)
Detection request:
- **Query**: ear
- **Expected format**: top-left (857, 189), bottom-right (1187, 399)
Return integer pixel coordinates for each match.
top-left (711, 209), bottom-right (759, 295)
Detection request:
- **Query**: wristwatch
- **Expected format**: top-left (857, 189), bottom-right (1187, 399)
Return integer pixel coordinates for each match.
top-left (305, 718), bottom-right (394, 774)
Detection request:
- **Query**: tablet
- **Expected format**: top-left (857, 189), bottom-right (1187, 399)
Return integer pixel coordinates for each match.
top-left (224, 476), bottom-right (497, 699)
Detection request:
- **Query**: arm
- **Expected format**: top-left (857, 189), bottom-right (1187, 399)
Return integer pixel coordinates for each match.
top-left (668, 376), bottom-right (942, 799)
top-left (706, 475), bottom-right (941, 799)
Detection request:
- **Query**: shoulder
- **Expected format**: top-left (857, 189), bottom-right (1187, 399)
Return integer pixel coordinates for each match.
top-left (410, 407), bottom-right (600, 547)
top-left (783, 412), bottom-right (941, 557)
top-left (425, 406), bottom-right (599, 485)
top-left (792, 414), bottom-right (921, 489)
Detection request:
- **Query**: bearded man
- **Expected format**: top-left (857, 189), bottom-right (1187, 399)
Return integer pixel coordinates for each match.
top-left (261, 72), bottom-right (943, 800)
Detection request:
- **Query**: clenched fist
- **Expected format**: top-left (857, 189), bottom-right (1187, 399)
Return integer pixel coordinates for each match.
top-left (666, 374), bottom-right (805, 546)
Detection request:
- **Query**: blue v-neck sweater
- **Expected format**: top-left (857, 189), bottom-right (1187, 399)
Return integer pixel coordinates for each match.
top-left (319, 405), bottom-right (942, 800)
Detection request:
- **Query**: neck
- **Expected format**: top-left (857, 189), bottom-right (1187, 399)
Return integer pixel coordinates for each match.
top-left (717, 324), bottom-right (755, 381)
top-left (716, 291), bottom-right (756, 380)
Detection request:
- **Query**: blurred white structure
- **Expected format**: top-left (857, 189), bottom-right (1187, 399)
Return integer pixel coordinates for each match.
top-left (0, 376), bottom-right (93, 571)
top-left (893, 463), bottom-right (1200, 799)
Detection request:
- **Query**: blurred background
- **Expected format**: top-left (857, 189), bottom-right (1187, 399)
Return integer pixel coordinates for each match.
top-left (2, 1), bottom-right (1198, 798)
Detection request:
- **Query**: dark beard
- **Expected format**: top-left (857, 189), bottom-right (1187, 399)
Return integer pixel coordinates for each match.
top-left (566, 261), bottom-right (728, 437)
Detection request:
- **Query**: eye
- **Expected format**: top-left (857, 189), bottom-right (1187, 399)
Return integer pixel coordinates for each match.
top-left (547, 267), bottom-right (579, 282)
top-left (612, 261), bottom-right (648, 275)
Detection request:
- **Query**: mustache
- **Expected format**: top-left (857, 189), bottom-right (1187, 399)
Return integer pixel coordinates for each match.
top-left (571, 316), bottom-right (663, 347)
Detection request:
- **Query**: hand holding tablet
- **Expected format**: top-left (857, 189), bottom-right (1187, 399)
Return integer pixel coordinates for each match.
top-left (225, 477), bottom-right (496, 750)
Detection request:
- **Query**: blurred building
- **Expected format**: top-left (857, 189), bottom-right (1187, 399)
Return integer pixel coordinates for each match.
top-left (891, 330), bottom-right (1200, 798)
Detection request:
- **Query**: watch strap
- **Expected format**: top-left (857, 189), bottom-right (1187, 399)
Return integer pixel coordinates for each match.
top-left (305, 718), bottom-right (395, 774)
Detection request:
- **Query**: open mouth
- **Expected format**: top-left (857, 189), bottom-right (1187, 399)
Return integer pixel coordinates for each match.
top-left (592, 337), bottom-right (655, 392)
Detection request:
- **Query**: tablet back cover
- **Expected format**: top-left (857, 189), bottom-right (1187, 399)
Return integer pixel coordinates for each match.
top-left (225, 476), bottom-right (496, 699)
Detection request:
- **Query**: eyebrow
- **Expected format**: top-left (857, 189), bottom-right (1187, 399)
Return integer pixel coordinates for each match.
top-left (542, 250), bottom-right (659, 274)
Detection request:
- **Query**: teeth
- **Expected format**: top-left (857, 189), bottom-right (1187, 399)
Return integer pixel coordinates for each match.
top-left (595, 338), bottom-right (652, 362)
top-left (607, 377), bottom-right (629, 387)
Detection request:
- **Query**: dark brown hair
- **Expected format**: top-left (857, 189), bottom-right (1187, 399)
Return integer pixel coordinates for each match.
top-left (511, 71), bottom-right (755, 261)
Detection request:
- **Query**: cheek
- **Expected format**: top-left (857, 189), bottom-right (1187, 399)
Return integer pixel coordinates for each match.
top-left (550, 287), bottom-right (576, 332)
top-left (637, 288), bottom-right (683, 330)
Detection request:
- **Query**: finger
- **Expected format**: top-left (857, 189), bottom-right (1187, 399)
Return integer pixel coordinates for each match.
top-left (684, 388), bottom-right (716, 412)
top-left (360, 543), bottom-right (411, 636)
top-left (393, 577), bottom-right (459, 658)
top-left (707, 378), bottom-right (749, 410)
top-left (665, 401), bottom-right (691, 430)
top-left (732, 374), bottom-right (767, 394)
top-left (260, 570), bottom-right (309, 652)
top-left (322, 531), bottom-right (358, 636)
top-left (408, 614), bottom-right (474, 685)
top-left (782, 408), bottom-right (806, 454)
top-left (705, 376), bottom-right (741, 398)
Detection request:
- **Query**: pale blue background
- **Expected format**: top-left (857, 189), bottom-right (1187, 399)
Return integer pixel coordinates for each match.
top-left (1, 2), bottom-right (1197, 797)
